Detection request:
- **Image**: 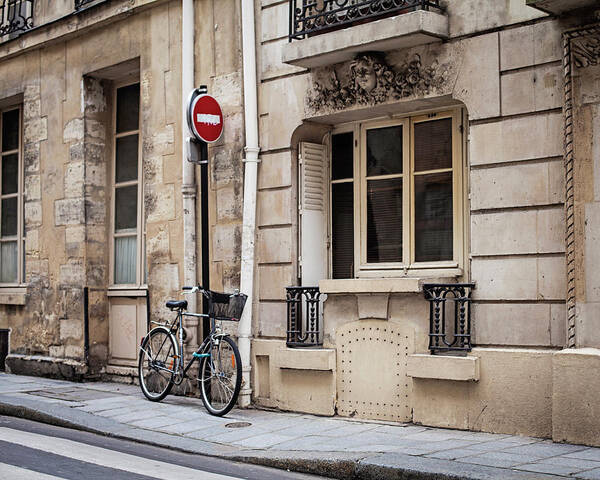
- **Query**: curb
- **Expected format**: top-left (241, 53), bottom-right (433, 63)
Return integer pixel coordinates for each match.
top-left (0, 397), bottom-right (564, 480)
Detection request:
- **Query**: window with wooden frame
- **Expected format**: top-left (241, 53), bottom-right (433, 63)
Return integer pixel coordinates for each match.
top-left (0, 105), bottom-right (23, 285)
top-left (110, 82), bottom-right (145, 287)
top-left (298, 108), bottom-right (465, 282)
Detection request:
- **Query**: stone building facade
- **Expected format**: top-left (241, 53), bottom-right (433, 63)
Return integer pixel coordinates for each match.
top-left (0, 0), bottom-right (245, 381)
top-left (250, 0), bottom-right (600, 448)
top-left (2, 0), bottom-right (600, 450)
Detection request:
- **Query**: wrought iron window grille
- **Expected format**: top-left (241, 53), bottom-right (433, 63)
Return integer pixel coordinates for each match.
top-left (0, 0), bottom-right (33, 37)
top-left (423, 283), bottom-right (475, 354)
top-left (289, 0), bottom-right (444, 41)
top-left (286, 286), bottom-right (322, 347)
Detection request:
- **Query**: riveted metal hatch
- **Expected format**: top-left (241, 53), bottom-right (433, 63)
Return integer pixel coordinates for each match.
top-left (336, 320), bottom-right (412, 422)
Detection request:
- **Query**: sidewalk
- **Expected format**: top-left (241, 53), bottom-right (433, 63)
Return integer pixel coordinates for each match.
top-left (1, 372), bottom-right (600, 480)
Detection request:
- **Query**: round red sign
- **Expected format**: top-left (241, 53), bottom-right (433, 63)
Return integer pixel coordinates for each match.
top-left (190, 94), bottom-right (223, 143)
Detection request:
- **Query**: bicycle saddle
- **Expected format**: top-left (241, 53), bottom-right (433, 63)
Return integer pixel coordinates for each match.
top-left (166, 300), bottom-right (188, 310)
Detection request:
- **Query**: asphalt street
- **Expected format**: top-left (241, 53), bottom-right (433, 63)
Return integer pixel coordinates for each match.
top-left (0, 416), bottom-right (327, 480)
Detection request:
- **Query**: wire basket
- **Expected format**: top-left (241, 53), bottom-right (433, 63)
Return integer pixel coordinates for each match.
top-left (208, 290), bottom-right (248, 321)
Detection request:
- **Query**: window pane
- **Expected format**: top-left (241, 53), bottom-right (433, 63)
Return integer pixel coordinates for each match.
top-left (116, 84), bottom-right (140, 133)
top-left (0, 241), bottom-right (17, 283)
top-left (115, 236), bottom-right (137, 284)
top-left (115, 185), bottom-right (137, 231)
top-left (1, 197), bottom-right (17, 237)
top-left (367, 178), bottom-right (402, 263)
top-left (116, 134), bottom-right (139, 183)
top-left (331, 132), bottom-right (353, 180)
top-left (2, 109), bottom-right (19, 152)
top-left (414, 171), bottom-right (453, 262)
top-left (366, 126), bottom-right (403, 177)
top-left (331, 182), bottom-right (354, 279)
top-left (414, 118), bottom-right (452, 172)
top-left (2, 154), bottom-right (18, 194)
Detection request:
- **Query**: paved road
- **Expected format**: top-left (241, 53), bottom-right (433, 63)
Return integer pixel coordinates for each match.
top-left (0, 416), bottom-right (326, 480)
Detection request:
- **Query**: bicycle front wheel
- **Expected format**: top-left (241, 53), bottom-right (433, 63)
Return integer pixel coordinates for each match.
top-left (199, 335), bottom-right (242, 416)
top-left (138, 327), bottom-right (177, 401)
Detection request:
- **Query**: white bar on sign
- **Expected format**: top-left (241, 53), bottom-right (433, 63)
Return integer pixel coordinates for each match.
top-left (196, 113), bottom-right (221, 125)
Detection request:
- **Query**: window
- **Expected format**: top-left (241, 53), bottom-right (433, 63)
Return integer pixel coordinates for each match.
top-left (0, 105), bottom-right (23, 285)
top-left (329, 109), bottom-right (464, 278)
top-left (111, 82), bottom-right (145, 287)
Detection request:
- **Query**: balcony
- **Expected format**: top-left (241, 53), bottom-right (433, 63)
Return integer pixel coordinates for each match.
top-left (526, 0), bottom-right (599, 15)
top-left (0, 0), bottom-right (33, 38)
top-left (283, 0), bottom-right (449, 68)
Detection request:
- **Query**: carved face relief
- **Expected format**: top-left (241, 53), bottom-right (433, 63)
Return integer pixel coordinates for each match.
top-left (352, 57), bottom-right (377, 93)
top-left (307, 52), bottom-right (446, 114)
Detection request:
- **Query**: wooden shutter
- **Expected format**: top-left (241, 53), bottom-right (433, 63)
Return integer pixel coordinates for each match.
top-left (298, 142), bottom-right (327, 287)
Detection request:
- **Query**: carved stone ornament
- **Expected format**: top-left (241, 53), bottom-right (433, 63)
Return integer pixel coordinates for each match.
top-left (572, 33), bottom-right (600, 68)
top-left (307, 52), bottom-right (445, 112)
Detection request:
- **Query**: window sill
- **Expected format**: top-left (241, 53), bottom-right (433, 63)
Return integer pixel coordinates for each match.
top-left (0, 287), bottom-right (27, 305)
top-left (319, 274), bottom-right (462, 294)
top-left (107, 287), bottom-right (147, 297)
top-left (407, 354), bottom-right (479, 381)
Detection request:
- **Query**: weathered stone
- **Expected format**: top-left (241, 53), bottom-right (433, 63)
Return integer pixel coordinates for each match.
top-left (63, 118), bottom-right (84, 143)
top-left (65, 226), bottom-right (85, 257)
top-left (24, 174), bottom-right (41, 201)
top-left (501, 63), bottom-right (562, 116)
top-left (55, 198), bottom-right (85, 226)
top-left (258, 151), bottom-right (292, 190)
top-left (60, 318), bottom-right (83, 341)
top-left (64, 162), bottom-right (84, 198)
top-left (473, 303), bottom-right (552, 346)
top-left (84, 119), bottom-right (106, 141)
top-left (24, 143), bottom-right (40, 173)
top-left (59, 260), bottom-right (85, 286)
top-left (257, 227), bottom-right (293, 264)
top-left (24, 117), bottom-right (48, 144)
top-left (470, 112), bottom-right (562, 166)
top-left (257, 302), bottom-right (287, 338)
top-left (470, 160), bottom-right (563, 210)
top-left (64, 345), bottom-right (84, 359)
top-left (257, 188), bottom-right (292, 226)
top-left (25, 201), bottom-right (42, 226)
top-left (258, 265), bottom-right (294, 301)
top-left (212, 223), bottom-right (242, 262)
top-left (216, 185), bottom-right (242, 223)
top-left (499, 20), bottom-right (562, 71)
top-left (145, 184), bottom-right (175, 223)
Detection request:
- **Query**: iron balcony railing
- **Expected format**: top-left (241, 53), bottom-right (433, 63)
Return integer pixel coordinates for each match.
top-left (286, 286), bottom-right (322, 347)
top-left (0, 0), bottom-right (33, 37)
top-left (423, 283), bottom-right (475, 354)
top-left (74, 0), bottom-right (102, 10)
top-left (289, 0), bottom-right (444, 41)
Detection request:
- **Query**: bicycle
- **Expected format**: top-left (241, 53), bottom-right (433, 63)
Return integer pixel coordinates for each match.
top-left (138, 285), bottom-right (246, 416)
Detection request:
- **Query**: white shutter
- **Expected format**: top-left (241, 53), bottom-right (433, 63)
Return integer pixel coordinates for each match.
top-left (299, 142), bottom-right (327, 287)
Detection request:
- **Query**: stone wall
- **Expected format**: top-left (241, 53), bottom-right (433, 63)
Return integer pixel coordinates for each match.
top-left (0, 0), bottom-right (184, 376)
top-left (252, 0), bottom-right (571, 437)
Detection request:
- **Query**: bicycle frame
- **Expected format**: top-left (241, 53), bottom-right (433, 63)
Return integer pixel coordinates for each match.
top-left (143, 308), bottom-right (227, 381)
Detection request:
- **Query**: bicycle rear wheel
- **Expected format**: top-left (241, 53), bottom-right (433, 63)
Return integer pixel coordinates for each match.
top-left (199, 335), bottom-right (242, 416)
top-left (138, 327), bottom-right (176, 401)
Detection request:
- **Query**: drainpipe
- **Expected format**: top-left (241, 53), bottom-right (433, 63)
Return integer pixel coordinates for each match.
top-left (182, 0), bottom-right (197, 334)
top-left (239, 0), bottom-right (260, 407)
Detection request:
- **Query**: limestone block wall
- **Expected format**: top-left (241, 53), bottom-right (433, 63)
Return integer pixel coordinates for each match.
top-left (0, 0), bottom-right (188, 375)
top-left (469, 19), bottom-right (566, 348)
top-left (252, 0), bottom-right (569, 433)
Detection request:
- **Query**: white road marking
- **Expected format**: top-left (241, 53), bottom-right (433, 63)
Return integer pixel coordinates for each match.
top-left (0, 463), bottom-right (67, 480)
top-left (0, 427), bottom-right (240, 480)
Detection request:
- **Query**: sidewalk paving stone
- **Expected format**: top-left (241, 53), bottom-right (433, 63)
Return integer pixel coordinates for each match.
top-left (578, 468), bottom-right (600, 480)
top-left (514, 463), bottom-right (584, 476)
top-left (2, 372), bottom-right (598, 479)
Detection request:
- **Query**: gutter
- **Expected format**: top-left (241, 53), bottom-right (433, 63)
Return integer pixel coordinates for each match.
top-left (182, 0), bottom-right (198, 333)
top-left (238, 0), bottom-right (260, 407)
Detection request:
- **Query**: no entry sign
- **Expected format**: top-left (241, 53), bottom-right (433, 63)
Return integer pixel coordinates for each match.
top-left (188, 93), bottom-right (223, 143)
